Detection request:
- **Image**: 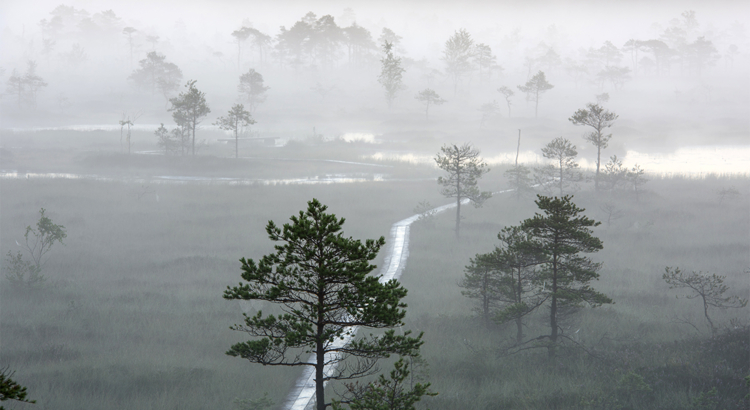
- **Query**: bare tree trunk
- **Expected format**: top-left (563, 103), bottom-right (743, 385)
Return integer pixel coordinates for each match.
top-left (315, 343), bottom-right (325, 410)
top-left (191, 121), bottom-right (196, 157)
top-left (595, 143), bottom-right (601, 191)
top-left (516, 266), bottom-right (524, 344)
top-left (515, 130), bottom-right (521, 167)
top-left (455, 168), bottom-right (462, 239)
top-left (455, 195), bottom-right (461, 239)
top-left (703, 297), bottom-right (716, 337)
top-left (549, 257), bottom-right (558, 359)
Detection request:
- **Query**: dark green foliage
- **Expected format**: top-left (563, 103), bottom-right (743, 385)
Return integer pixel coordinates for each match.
top-left (332, 357), bottom-right (437, 410)
top-left (224, 199), bottom-right (422, 410)
top-left (460, 226), bottom-right (544, 342)
top-left (520, 196), bottom-right (612, 357)
top-left (0, 368), bottom-right (35, 409)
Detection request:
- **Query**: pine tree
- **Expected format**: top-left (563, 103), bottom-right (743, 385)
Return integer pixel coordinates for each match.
top-left (569, 103), bottom-right (619, 191)
top-left (214, 104), bottom-right (255, 158)
top-left (168, 80), bottom-right (210, 157)
top-left (520, 196), bottom-right (612, 358)
top-left (378, 41), bottom-right (405, 109)
top-left (224, 199), bottom-right (423, 410)
top-left (435, 144), bottom-right (491, 239)
top-left (517, 71), bottom-right (554, 117)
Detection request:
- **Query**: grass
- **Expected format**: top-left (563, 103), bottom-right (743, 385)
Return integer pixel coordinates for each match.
top-left (1, 131), bottom-right (748, 410)
top-left (0, 175), bottom-right (440, 410)
top-left (396, 175), bottom-right (750, 409)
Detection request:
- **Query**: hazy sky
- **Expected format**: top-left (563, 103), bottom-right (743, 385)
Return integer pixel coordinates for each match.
top-left (3, 0), bottom-right (748, 44)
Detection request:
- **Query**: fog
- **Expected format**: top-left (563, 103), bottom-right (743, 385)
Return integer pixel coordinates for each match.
top-left (1, 1), bottom-right (749, 409)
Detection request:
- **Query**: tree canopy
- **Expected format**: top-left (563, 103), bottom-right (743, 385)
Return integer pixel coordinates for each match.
top-left (517, 71), bottom-right (554, 117)
top-left (435, 144), bottom-right (491, 239)
top-left (443, 29), bottom-right (474, 95)
top-left (569, 103), bottom-right (619, 191)
top-left (378, 41), bottom-right (405, 109)
top-left (128, 51), bottom-right (183, 100)
top-left (168, 80), bottom-right (210, 157)
top-left (520, 196), bottom-right (611, 358)
top-left (224, 199), bottom-right (422, 410)
top-left (537, 137), bottom-right (583, 197)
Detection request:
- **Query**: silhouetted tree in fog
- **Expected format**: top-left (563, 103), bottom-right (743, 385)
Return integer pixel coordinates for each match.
top-left (479, 101), bottom-right (500, 127)
top-left (378, 27), bottom-right (404, 55)
top-left (628, 164), bottom-right (648, 202)
top-left (435, 144), bottom-right (491, 239)
top-left (275, 17), bottom-right (314, 70)
top-left (169, 80), bottom-right (210, 157)
top-left (6, 69), bottom-right (25, 108)
top-left (311, 14), bottom-right (343, 70)
top-left (569, 103), bottom-right (618, 191)
top-left (7, 61), bottom-right (48, 109)
top-left (231, 27), bottom-right (253, 70)
top-left (663, 267), bottom-right (748, 337)
top-left (122, 26), bottom-right (137, 66)
top-left (520, 196), bottom-right (611, 358)
top-left (536, 137), bottom-right (583, 197)
top-left (497, 86), bottom-right (514, 117)
top-left (128, 52), bottom-right (183, 101)
top-left (155, 123), bottom-right (178, 155)
top-left (443, 29), bottom-right (474, 95)
top-left (686, 37), bottom-right (720, 76)
top-left (246, 27), bottom-right (273, 66)
top-left (238, 69), bottom-right (269, 114)
top-left (214, 104), bottom-right (255, 159)
top-left (415, 89), bottom-right (445, 120)
top-left (474, 43), bottom-right (498, 83)
top-left (379, 41), bottom-right (405, 109)
top-left (602, 155), bottom-right (628, 191)
top-left (517, 71), bottom-right (553, 118)
top-left (461, 226), bottom-right (545, 342)
top-left (343, 23), bottom-right (376, 68)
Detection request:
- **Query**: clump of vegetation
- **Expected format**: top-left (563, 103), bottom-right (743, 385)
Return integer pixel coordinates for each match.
top-left (663, 267), bottom-right (748, 337)
top-left (3, 208), bottom-right (66, 287)
top-left (413, 200), bottom-right (438, 226)
top-left (0, 367), bottom-right (36, 409)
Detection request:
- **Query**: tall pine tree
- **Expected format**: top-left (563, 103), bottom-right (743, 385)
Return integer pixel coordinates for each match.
top-left (520, 196), bottom-right (612, 358)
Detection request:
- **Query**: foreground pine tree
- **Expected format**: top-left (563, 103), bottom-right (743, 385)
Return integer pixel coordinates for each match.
top-left (520, 195), bottom-right (612, 358)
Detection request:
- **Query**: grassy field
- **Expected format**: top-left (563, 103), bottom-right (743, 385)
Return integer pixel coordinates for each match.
top-left (398, 175), bottom-right (749, 409)
top-left (0, 171), bottom-right (442, 410)
top-left (1, 129), bottom-right (749, 410)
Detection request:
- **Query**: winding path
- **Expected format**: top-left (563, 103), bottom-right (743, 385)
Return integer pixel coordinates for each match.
top-left (284, 190), bottom-right (513, 410)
